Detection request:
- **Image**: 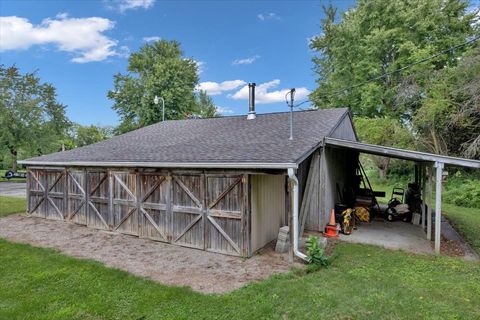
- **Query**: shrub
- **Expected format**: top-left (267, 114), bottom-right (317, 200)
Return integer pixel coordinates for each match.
top-left (443, 171), bottom-right (480, 208)
top-left (305, 236), bottom-right (329, 271)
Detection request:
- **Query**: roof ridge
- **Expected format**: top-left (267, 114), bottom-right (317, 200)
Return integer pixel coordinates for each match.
top-left (158, 107), bottom-right (348, 123)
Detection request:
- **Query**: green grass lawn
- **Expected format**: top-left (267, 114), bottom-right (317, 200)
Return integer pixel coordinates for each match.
top-left (0, 196), bottom-right (26, 217)
top-left (1, 185), bottom-right (479, 318)
top-left (442, 203), bottom-right (480, 254)
top-left (0, 239), bottom-right (479, 319)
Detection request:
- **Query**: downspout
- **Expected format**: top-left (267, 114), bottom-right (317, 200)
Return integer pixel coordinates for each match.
top-left (288, 168), bottom-right (308, 261)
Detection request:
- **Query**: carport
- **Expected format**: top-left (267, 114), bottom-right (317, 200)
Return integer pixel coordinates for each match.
top-left (324, 137), bottom-right (480, 254)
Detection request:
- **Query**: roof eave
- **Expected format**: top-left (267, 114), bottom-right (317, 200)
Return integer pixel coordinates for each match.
top-left (18, 160), bottom-right (298, 170)
top-left (325, 138), bottom-right (480, 169)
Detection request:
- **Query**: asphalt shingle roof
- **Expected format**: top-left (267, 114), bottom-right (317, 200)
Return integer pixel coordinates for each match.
top-left (22, 108), bottom-right (349, 167)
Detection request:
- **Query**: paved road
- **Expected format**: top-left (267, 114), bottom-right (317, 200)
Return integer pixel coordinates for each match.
top-left (0, 182), bottom-right (26, 198)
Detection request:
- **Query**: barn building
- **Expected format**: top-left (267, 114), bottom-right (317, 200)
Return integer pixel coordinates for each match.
top-left (19, 85), bottom-right (479, 259)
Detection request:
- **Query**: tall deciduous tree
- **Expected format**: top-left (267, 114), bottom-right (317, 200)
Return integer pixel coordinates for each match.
top-left (108, 40), bottom-right (199, 133)
top-left (415, 47), bottom-right (480, 158)
top-left (194, 90), bottom-right (219, 118)
top-left (310, 0), bottom-right (477, 119)
top-left (0, 65), bottom-right (70, 171)
top-left (355, 117), bottom-right (414, 178)
top-left (62, 124), bottom-right (113, 150)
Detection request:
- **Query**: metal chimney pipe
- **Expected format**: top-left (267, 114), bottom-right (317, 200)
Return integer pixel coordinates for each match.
top-left (247, 83), bottom-right (256, 120)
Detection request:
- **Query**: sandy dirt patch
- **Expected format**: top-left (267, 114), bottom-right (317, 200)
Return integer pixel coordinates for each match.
top-left (0, 214), bottom-right (300, 294)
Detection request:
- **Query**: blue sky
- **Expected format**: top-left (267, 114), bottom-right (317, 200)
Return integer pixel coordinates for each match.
top-left (1, 0), bottom-right (354, 126)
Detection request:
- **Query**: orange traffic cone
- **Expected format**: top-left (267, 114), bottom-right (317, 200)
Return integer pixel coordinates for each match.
top-left (328, 208), bottom-right (336, 225)
top-left (324, 209), bottom-right (338, 238)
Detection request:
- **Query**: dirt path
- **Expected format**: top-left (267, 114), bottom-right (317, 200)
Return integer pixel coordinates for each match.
top-left (0, 214), bottom-right (299, 294)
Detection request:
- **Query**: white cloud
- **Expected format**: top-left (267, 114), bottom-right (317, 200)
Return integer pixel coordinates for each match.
top-left (257, 13), bottom-right (281, 21)
top-left (118, 45), bottom-right (130, 58)
top-left (0, 14), bottom-right (120, 63)
top-left (232, 55), bottom-right (260, 65)
top-left (306, 35), bottom-right (316, 46)
top-left (106, 0), bottom-right (155, 13)
top-left (230, 79), bottom-right (310, 104)
top-left (196, 80), bottom-right (246, 96)
top-left (216, 106), bottom-right (234, 115)
top-left (194, 60), bottom-right (205, 75)
top-left (142, 36), bottom-right (161, 42)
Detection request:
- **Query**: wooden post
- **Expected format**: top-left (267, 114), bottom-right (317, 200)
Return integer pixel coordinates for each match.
top-left (26, 168), bottom-right (31, 214)
top-left (108, 171), bottom-right (114, 229)
top-left (434, 162), bottom-right (444, 254)
top-left (421, 164), bottom-right (426, 230)
top-left (299, 152), bottom-right (320, 237)
top-left (426, 165), bottom-right (433, 241)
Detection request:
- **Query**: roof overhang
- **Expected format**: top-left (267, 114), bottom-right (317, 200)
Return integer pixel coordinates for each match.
top-left (18, 160), bottom-right (298, 170)
top-left (325, 137), bottom-right (480, 169)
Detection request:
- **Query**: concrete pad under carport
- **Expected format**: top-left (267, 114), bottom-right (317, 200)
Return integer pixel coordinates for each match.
top-left (339, 220), bottom-right (434, 255)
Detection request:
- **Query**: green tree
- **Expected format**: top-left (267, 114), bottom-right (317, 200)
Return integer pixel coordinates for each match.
top-left (63, 124), bottom-right (113, 149)
top-left (310, 0), bottom-right (477, 119)
top-left (414, 47), bottom-right (480, 158)
top-left (354, 117), bottom-right (413, 178)
top-left (108, 40), bottom-right (199, 133)
top-left (0, 65), bottom-right (70, 171)
top-left (194, 90), bottom-right (219, 118)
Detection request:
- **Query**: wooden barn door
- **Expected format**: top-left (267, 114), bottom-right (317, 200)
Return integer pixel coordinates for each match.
top-left (171, 174), bottom-right (205, 249)
top-left (28, 169), bottom-right (47, 217)
top-left (67, 170), bottom-right (87, 225)
top-left (138, 173), bottom-right (169, 242)
top-left (86, 171), bottom-right (110, 230)
top-left (112, 171), bottom-right (138, 236)
top-left (44, 170), bottom-right (67, 220)
top-left (205, 174), bottom-right (247, 256)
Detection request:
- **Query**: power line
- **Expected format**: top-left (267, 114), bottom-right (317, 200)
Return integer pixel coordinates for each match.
top-left (294, 35), bottom-right (480, 106)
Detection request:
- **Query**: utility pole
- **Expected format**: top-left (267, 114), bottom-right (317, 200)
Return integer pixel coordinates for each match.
top-left (289, 88), bottom-right (295, 140)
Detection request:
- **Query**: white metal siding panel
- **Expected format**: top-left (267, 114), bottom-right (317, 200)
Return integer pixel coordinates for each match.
top-left (250, 175), bottom-right (286, 253)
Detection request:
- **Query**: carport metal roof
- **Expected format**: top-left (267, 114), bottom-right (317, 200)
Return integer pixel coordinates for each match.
top-left (324, 137), bottom-right (480, 169)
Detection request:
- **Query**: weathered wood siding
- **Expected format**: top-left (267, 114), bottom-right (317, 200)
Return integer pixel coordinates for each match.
top-left (250, 174), bottom-right (286, 253)
top-left (329, 114), bottom-right (357, 141)
top-left (319, 147), bottom-right (358, 229)
top-left (172, 173), bottom-right (204, 249)
top-left (206, 174), bottom-right (247, 256)
top-left (300, 152), bottom-right (322, 232)
top-left (138, 173), bottom-right (169, 242)
top-left (26, 168), bottom-right (250, 257)
top-left (67, 170), bottom-right (87, 225)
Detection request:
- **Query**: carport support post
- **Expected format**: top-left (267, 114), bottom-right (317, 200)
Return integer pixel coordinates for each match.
top-left (426, 165), bottom-right (433, 241)
top-left (421, 164), bottom-right (426, 231)
top-left (434, 162), bottom-right (444, 254)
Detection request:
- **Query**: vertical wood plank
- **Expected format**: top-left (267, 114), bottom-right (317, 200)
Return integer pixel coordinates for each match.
top-left (166, 173), bottom-right (172, 242)
top-left (109, 170), bottom-right (114, 228)
top-left (63, 169), bottom-right (68, 219)
top-left (26, 168), bottom-right (31, 214)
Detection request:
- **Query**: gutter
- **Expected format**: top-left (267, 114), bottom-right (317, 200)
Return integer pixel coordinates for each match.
top-left (18, 160), bottom-right (298, 170)
top-left (287, 168), bottom-right (308, 261)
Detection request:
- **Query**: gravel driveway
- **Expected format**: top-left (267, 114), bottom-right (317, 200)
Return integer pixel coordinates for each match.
top-left (0, 182), bottom-right (26, 198)
top-left (0, 214), bottom-right (298, 294)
